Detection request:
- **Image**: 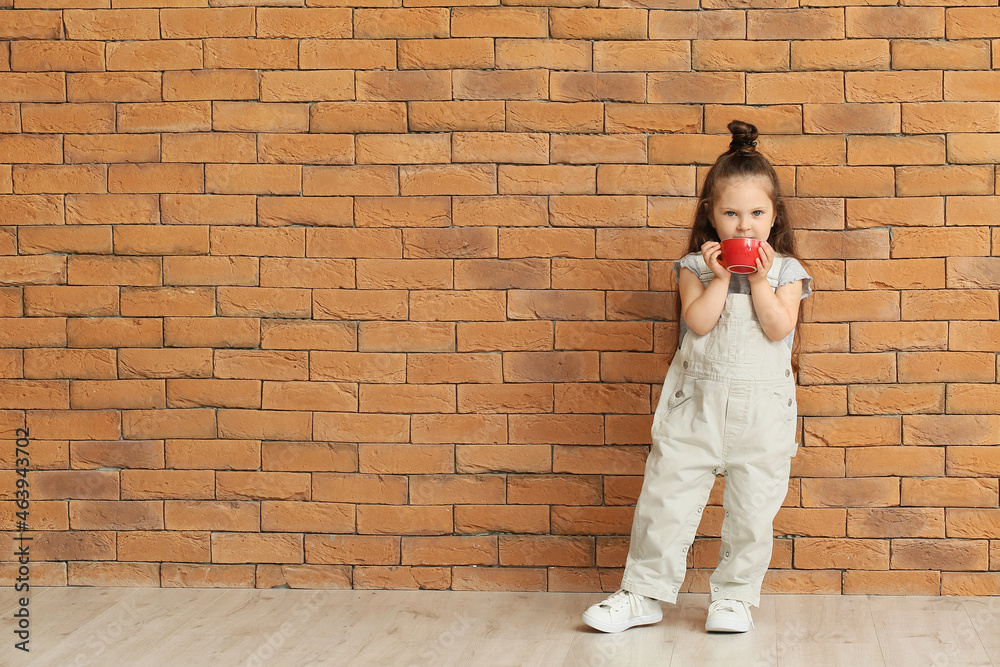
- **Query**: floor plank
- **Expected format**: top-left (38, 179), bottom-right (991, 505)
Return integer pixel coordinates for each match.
top-left (0, 588), bottom-right (996, 667)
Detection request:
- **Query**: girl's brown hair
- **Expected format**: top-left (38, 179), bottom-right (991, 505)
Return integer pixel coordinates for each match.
top-left (677, 120), bottom-right (806, 369)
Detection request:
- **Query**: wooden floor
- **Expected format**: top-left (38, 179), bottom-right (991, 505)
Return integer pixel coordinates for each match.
top-left (1, 587), bottom-right (998, 666)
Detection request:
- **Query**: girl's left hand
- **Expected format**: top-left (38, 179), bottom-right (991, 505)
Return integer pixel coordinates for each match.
top-left (747, 241), bottom-right (775, 283)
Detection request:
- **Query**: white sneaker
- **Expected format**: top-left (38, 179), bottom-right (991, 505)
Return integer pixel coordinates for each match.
top-left (582, 589), bottom-right (663, 633)
top-left (705, 598), bottom-right (754, 633)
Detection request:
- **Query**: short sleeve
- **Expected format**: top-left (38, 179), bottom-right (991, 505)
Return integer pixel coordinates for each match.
top-left (777, 257), bottom-right (813, 300)
top-left (672, 253), bottom-right (702, 284)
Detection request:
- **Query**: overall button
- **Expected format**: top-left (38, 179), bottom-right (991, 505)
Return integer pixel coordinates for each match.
top-left (673, 587), bottom-right (678, 594)
top-left (697, 507), bottom-right (703, 513)
top-left (683, 361), bottom-right (689, 369)
top-left (788, 398), bottom-right (793, 406)
top-left (785, 369), bottom-right (791, 377)
top-left (675, 390), bottom-right (683, 398)
top-left (682, 546), bottom-right (688, 553)
top-left (725, 551), bottom-right (731, 558)
top-left (713, 587), bottom-right (720, 593)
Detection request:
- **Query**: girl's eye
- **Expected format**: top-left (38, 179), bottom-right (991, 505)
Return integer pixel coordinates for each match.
top-left (725, 211), bottom-right (736, 216)
top-left (752, 210), bottom-right (763, 216)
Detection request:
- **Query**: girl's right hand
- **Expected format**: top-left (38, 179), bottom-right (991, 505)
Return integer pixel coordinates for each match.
top-left (701, 241), bottom-right (731, 281)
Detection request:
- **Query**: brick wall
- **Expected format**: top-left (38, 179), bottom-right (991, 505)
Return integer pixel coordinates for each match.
top-left (0, 0), bottom-right (998, 595)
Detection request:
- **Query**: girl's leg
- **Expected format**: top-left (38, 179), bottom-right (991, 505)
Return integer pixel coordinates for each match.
top-left (708, 414), bottom-right (793, 607)
top-left (621, 378), bottom-right (727, 604)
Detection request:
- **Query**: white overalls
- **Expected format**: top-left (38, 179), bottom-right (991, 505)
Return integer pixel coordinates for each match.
top-left (620, 255), bottom-right (798, 608)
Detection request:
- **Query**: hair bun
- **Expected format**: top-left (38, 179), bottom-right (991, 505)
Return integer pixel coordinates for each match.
top-left (727, 120), bottom-right (759, 154)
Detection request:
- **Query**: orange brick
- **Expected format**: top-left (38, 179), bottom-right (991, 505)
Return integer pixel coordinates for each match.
top-left (356, 134), bottom-right (449, 165)
top-left (848, 136), bottom-right (945, 166)
top-left (70, 379), bottom-right (164, 410)
top-left (357, 70), bottom-right (451, 102)
top-left (694, 39), bottom-right (788, 72)
top-left (15, 164), bottom-right (107, 194)
top-left (217, 287), bottom-right (310, 318)
top-left (307, 229), bottom-right (400, 259)
top-left (847, 446), bottom-right (944, 477)
top-left (792, 39), bottom-right (889, 71)
top-left (803, 415), bottom-right (901, 447)
top-left (598, 165), bottom-right (695, 196)
top-left (166, 441), bottom-right (260, 471)
top-left (948, 133), bottom-right (1000, 164)
top-left (948, 196), bottom-right (1000, 226)
top-left (257, 135), bottom-right (353, 166)
top-left (902, 289), bottom-right (997, 322)
top-left (595, 40), bottom-right (688, 72)
top-left (300, 40), bottom-right (395, 71)
top-left (496, 39), bottom-right (592, 70)
top-left (747, 72), bottom-right (843, 104)
top-left (606, 103), bottom-right (702, 134)
top-left (0, 72), bottom-right (64, 103)
top-left (314, 290), bottom-right (407, 321)
top-left (949, 322), bottom-right (1000, 354)
top-left (550, 8), bottom-right (647, 40)
top-left (903, 102), bottom-right (999, 133)
top-left (848, 384), bottom-right (944, 415)
top-left (551, 506), bottom-right (633, 535)
top-left (261, 501), bottom-right (353, 533)
top-left (550, 196), bottom-right (648, 230)
top-left (357, 505), bottom-right (452, 535)
top-left (455, 505), bottom-right (549, 534)
top-left (408, 100), bottom-right (504, 132)
top-left (554, 383), bottom-right (649, 414)
top-left (401, 535), bottom-right (497, 566)
top-left (898, 352), bottom-right (995, 383)
top-left (552, 134), bottom-right (647, 165)
top-left (122, 287), bottom-right (214, 322)
top-left (12, 40), bottom-right (107, 73)
top-left (311, 101), bottom-right (406, 134)
top-left (500, 536), bottom-right (593, 567)
top-left (550, 71), bottom-right (644, 103)
top-left (312, 472), bottom-right (406, 504)
top-left (948, 446), bottom-right (1000, 477)
top-left (212, 533), bottom-right (303, 564)
top-left (162, 70), bottom-right (258, 102)
top-left (796, 229), bottom-right (889, 261)
top-left (403, 228), bottom-right (496, 259)
top-left (649, 8), bottom-right (742, 39)
top-left (359, 384), bottom-right (453, 414)
top-left (305, 534), bottom-right (398, 566)
top-left (945, 7), bottom-right (1000, 39)
top-left (256, 8), bottom-right (351, 38)
top-left (804, 103), bottom-right (899, 134)
top-left (905, 415), bottom-right (1000, 446)
top-left (508, 289), bottom-right (605, 321)
top-left (847, 7), bottom-right (944, 38)
top-left (850, 322), bottom-right (947, 352)
top-left (892, 538), bottom-right (989, 570)
top-left (897, 165), bottom-right (994, 197)
top-left (453, 132), bottom-right (548, 164)
top-left (123, 408), bottom-right (217, 440)
top-left (167, 379), bottom-right (258, 409)
top-left (948, 257), bottom-right (1000, 289)
top-left (648, 72), bottom-right (744, 104)
top-left (794, 538), bottom-right (889, 569)
top-left (354, 8), bottom-right (448, 39)
top-left (797, 167), bottom-right (894, 197)
top-left (801, 478), bottom-right (900, 508)
top-left (456, 69), bottom-right (547, 101)
top-left (509, 415), bottom-right (604, 446)
top-left (892, 38), bottom-right (990, 70)
top-left (506, 101), bottom-right (604, 133)
top-left (160, 194), bottom-right (254, 226)
top-left (799, 352), bottom-right (896, 384)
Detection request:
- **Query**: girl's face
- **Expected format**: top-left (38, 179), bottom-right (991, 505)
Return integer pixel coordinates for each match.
top-left (710, 177), bottom-right (776, 242)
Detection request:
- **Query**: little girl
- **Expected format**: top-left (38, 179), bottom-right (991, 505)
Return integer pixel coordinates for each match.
top-left (583, 121), bottom-right (813, 634)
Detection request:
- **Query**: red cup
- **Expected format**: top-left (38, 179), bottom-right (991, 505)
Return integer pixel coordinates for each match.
top-left (720, 238), bottom-right (762, 274)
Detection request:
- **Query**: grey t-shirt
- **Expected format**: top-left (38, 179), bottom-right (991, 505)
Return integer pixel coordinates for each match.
top-left (672, 253), bottom-right (813, 349)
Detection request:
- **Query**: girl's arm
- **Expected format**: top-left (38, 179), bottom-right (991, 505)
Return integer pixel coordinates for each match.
top-left (747, 242), bottom-right (803, 341)
top-left (679, 242), bottom-right (731, 335)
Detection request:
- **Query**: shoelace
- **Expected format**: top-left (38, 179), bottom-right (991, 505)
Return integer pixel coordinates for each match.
top-left (709, 599), bottom-right (755, 628)
top-left (602, 590), bottom-right (643, 615)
